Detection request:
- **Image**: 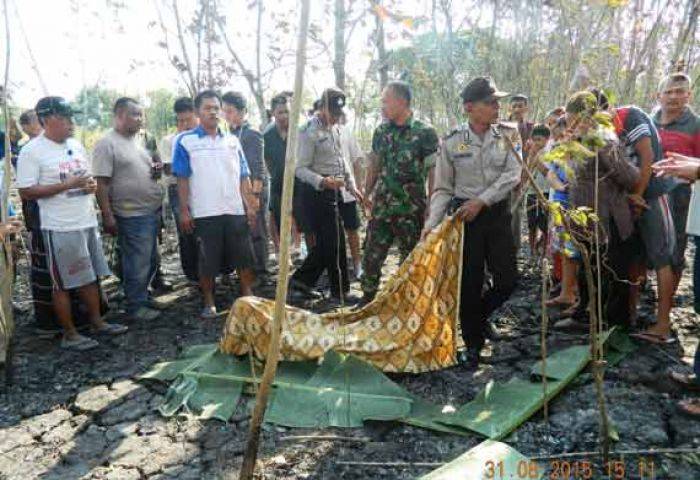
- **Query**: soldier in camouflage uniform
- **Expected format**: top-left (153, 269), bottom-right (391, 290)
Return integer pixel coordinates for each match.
top-left (361, 81), bottom-right (439, 302)
top-left (425, 77), bottom-right (521, 369)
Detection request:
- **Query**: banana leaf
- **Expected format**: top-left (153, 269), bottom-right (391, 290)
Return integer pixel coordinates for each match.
top-left (265, 351), bottom-right (413, 428)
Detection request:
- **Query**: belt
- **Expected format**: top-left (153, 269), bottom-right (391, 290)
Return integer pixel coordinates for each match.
top-left (447, 197), bottom-right (509, 216)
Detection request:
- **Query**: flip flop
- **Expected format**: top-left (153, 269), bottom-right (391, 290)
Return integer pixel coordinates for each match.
top-left (669, 371), bottom-right (700, 391)
top-left (630, 332), bottom-right (677, 345)
top-left (545, 297), bottom-right (577, 308)
top-left (678, 398), bottom-right (700, 418)
top-left (94, 323), bottom-right (129, 336)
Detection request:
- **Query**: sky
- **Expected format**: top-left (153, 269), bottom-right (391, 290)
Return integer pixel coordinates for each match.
top-left (5, 0), bottom-right (438, 110)
top-left (8, 0), bottom-right (185, 107)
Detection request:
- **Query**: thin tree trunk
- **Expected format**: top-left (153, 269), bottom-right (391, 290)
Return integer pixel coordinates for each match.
top-left (374, 1), bottom-right (388, 90)
top-left (256, 0), bottom-right (263, 115)
top-left (485, 0), bottom-right (499, 73)
top-left (214, 0), bottom-right (267, 126)
top-left (334, 0), bottom-right (346, 90)
top-left (205, 0), bottom-right (213, 88)
top-left (671, 0), bottom-right (699, 66)
top-left (172, 0), bottom-right (198, 94)
top-left (153, 0), bottom-right (192, 94)
top-left (238, 0), bottom-right (311, 477)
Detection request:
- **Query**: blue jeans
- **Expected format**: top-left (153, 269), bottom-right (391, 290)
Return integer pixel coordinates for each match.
top-left (115, 212), bottom-right (159, 313)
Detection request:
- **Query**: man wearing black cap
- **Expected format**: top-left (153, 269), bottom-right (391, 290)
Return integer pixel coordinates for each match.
top-left (424, 77), bottom-right (522, 368)
top-left (223, 91), bottom-right (269, 278)
top-left (16, 96), bottom-right (127, 350)
top-left (291, 87), bottom-right (364, 304)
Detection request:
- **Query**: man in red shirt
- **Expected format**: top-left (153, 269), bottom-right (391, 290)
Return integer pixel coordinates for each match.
top-left (653, 72), bottom-right (700, 290)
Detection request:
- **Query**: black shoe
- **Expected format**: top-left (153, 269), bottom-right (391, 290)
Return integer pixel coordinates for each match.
top-left (357, 293), bottom-right (374, 308)
top-left (328, 293), bottom-right (361, 307)
top-left (289, 279), bottom-right (322, 299)
top-left (457, 349), bottom-right (480, 370)
top-left (151, 277), bottom-right (174, 293)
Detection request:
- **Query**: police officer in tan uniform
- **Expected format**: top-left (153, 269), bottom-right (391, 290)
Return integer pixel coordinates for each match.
top-left (424, 77), bottom-right (522, 368)
top-left (291, 88), bottom-right (363, 304)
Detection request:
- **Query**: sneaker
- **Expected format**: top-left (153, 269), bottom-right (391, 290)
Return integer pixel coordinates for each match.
top-left (61, 334), bottom-right (99, 351)
top-left (129, 306), bottom-right (161, 322)
top-left (200, 305), bottom-right (218, 319)
top-left (94, 323), bottom-right (128, 336)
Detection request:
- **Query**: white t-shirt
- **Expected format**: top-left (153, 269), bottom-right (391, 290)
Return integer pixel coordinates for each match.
top-left (339, 125), bottom-right (362, 203)
top-left (16, 134), bottom-right (98, 231)
top-left (160, 133), bottom-right (178, 186)
top-left (687, 181), bottom-right (700, 236)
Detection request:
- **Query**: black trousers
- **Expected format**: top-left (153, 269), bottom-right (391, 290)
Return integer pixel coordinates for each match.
top-left (457, 199), bottom-right (518, 352)
top-left (251, 180), bottom-right (270, 274)
top-left (168, 184), bottom-right (198, 281)
top-left (573, 220), bottom-right (632, 328)
top-left (292, 188), bottom-right (349, 296)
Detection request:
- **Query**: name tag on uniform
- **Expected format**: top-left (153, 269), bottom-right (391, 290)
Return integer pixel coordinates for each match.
top-left (453, 152), bottom-right (472, 159)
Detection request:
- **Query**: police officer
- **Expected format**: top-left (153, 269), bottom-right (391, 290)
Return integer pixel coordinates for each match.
top-left (424, 77), bottom-right (522, 369)
top-left (290, 88), bottom-right (364, 304)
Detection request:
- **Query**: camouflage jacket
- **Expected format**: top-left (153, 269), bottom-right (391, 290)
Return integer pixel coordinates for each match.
top-left (371, 116), bottom-right (438, 218)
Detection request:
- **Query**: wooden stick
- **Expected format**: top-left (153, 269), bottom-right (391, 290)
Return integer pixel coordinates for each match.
top-left (238, 1), bottom-right (311, 478)
top-left (280, 435), bottom-right (373, 443)
top-left (0, 0), bottom-right (14, 371)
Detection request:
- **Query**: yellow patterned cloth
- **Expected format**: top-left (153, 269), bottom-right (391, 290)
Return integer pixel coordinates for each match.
top-left (220, 218), bottom-right (464, 373)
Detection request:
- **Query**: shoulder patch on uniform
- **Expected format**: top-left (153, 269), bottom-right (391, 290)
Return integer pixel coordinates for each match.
top-left (444, 128), bottom-right (460, 140)
top-left (497, 120), bottom-right (518, 130)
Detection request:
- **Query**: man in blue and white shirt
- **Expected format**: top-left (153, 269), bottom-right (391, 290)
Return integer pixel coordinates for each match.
top-left (172, 90), bottom-right (257, 319)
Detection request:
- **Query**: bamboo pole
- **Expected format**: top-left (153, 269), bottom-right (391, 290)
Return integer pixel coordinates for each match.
top-left (0, 0), bottom-right (13, 372)
top-left (238, 1), bottom-right (311, 478)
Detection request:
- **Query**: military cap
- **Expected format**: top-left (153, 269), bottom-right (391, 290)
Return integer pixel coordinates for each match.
top-left (460, 77), bottom-right (509, 103)
top-left (319, 87), bottom-right (346, 116)
top-left (510, 94), bottom-right (529, 103)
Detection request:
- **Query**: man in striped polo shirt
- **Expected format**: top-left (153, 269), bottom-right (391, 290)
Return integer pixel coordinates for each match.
top-left (172, 90), bottom-right (258, 319)
top-left (590, 88), bottom-right (678, 343)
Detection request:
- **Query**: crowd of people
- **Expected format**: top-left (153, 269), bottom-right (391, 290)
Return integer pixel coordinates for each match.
top-left (0, 71), bottom-right (699, 415)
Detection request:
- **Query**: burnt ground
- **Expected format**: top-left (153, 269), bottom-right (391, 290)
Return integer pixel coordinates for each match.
top-left (0, 227), bottom-right (699, 480)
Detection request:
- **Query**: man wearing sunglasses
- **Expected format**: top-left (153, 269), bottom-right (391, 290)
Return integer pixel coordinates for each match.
top-left (424, 77), bottom-right (522, 369)
top-left (16, 96), bottom-right (127, 350)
